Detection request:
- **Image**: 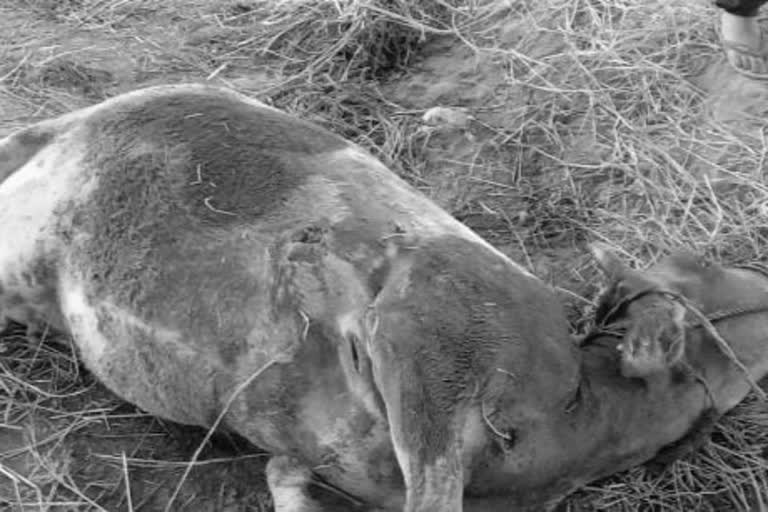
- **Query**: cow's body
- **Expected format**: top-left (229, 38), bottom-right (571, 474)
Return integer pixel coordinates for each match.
top-left (0, 84), bottom-right (585, 511)
top-left (3, 84), bottom-right (768, 512)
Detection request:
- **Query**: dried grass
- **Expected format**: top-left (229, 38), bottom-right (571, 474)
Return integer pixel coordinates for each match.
top-left (2, 0), bottom-right (768, 510)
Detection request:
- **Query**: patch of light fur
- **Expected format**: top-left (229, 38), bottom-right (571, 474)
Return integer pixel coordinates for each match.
top-left (59, 277), bottom-right (108, 362)
top-left (338, 147), bottom-right (535, 278)
top-left (0, 130), bottom-right (97, 312)
top-left (60, 275), bottom-right (192, 366)
top-left (0, 126), bottom-right (96, 221)
top-left (337, 310), bottom-right (361, 339)
top-left (460, 407), bottom-right (487, 482)
top-left (269, 486), bottom-right (315, 512)
top-left (98, 300), bottom-right (189, 351)
top-left (276, 173), bottom-right (352, 228)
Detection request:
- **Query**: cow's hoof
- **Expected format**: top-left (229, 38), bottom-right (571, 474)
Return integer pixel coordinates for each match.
top-left (266, 455), bottom-right (321, 512)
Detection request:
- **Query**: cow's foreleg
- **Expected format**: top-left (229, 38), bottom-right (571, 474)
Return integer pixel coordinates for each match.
top-left (367, 337), bottom-right (465, 512)
top-left (266, 455), bottom-right (324, 512)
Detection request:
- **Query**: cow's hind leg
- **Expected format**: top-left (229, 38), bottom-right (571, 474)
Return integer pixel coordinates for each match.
top-left (266, 456), bottom-right (323, 512)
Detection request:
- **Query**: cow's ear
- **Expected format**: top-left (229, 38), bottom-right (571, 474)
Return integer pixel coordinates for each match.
top-left (589, 242), bottom-right (628, 280)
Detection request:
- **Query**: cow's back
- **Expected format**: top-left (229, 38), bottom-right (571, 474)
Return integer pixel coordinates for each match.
top-left (36, 86), bottom-right (358, 422)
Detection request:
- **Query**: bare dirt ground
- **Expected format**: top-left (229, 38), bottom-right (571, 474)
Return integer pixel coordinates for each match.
top-left (2, 0), bottom-right (768, 510)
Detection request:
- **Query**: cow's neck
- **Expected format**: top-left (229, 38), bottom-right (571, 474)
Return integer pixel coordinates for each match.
top-left (566, 339), bottom-right (709, 477)
top-left (566, 312), bottom-right (768, 486)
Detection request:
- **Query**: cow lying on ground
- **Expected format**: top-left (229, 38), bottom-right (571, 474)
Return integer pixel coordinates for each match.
top-left (1, 84), bottom-right (768, 511)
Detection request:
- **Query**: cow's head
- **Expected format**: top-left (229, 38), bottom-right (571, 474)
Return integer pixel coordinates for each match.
top-left (591, 243), bottom-right (768, 406)
top-left (464, 245), bottom-right (768, 508)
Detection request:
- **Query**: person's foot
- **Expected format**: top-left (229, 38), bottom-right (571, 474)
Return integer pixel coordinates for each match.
top-left (721, 11), bottom-right (768, 79)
